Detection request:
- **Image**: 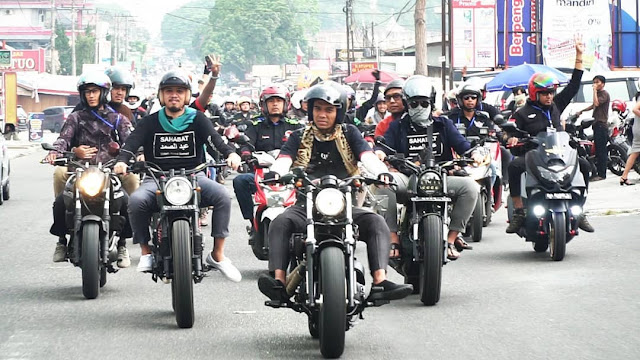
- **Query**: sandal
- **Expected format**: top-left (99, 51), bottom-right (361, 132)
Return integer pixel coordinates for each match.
top-left (454, 236), bottom-right (473, 252)
top-left (447, 243), bottom-right (460, 261)
top-left (389, 243), bottom-right (402, 260)
top-left (620, 177), bottom-right (634, 186)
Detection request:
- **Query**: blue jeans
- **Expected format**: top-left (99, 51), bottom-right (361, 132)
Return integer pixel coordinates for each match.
top-left (232, 173), bottom-right (256, 220)
top-left (128, 173), bottom-right (231, 244)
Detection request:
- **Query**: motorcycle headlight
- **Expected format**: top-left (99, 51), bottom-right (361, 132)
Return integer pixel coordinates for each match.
top-left (315, 188), bottom-right (345, 217)
top-left (418, 171), bottom-right (443, 195)
top-left (77, 168), bottom-right (106, 197)
top-left (164, 177), bottom-right (193, 205)
top-left (537, 165), bottom-right (574, 184)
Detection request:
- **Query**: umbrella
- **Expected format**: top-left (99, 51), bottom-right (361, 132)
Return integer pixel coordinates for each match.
top-left (485, 64), bottom-right (569, 92)
top-left (343, 68), bottom-right (401, 84)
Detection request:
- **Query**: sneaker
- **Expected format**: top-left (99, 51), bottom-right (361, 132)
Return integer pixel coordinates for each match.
top-left (506, 210), bottom-right (525, 233)
top-left (578, 215), bottom-right (595, 233)
top-left (206, 252), bottom-right (242, 282)
top-left (368, 280), bottom-right (413, 301)
top-left (199, 209), bottom-right (209, 227)
top-left (257, 274), bottom-right (288, 302)
top-left (53, 242), bottom-right (67, 262)
top-left (137, 254), bottom-right (153, 272)
top-left (117, 246), bottom-right (131, 268)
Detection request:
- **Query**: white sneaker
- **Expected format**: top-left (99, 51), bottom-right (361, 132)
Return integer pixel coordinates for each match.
top-left (206, 253), bottom-right (242, 282)
top-left (117, 246), bottom-right (131, 268)
top-left (137, 254), bottom-right (153, 272)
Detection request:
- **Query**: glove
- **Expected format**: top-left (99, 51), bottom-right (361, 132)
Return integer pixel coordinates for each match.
top-left (372, 69), bottom-right (380, 81)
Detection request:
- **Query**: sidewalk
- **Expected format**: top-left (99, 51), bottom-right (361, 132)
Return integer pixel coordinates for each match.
top-left (6, 131), bottom-right (57, 160)
top-left (585, 175), bottom-right (640, 216)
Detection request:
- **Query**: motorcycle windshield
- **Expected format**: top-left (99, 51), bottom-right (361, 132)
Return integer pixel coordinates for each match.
top-left (535, 131), bottom-right (575, 166)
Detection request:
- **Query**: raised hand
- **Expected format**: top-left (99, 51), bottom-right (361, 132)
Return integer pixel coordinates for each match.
top-left (205, 54), bottom-right (221, 78)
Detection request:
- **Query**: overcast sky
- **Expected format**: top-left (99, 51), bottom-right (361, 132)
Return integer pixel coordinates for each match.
top-left (98, 0), bottom-right (192, 36)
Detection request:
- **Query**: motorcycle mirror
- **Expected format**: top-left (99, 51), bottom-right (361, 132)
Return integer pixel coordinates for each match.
top-left (374, 136), bottom-right (386, 145)
top-left (500, 110), bottom-right (512, 119)
top-left (235, 135), bottom-right (250, 145)
top-left (493, 114), bottom-right (505, 125)
top-left (41, 142), bottom-right (57, 151)
top-left (476, 110), bottom-right (490, 119)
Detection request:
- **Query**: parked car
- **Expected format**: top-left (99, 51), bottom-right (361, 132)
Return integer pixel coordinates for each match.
top-left (42, 106), bottom-right (75, 133)
top-left (16, 106), bottom-right (28, 132)
top-left (0, 134), bottom-right (10, 205)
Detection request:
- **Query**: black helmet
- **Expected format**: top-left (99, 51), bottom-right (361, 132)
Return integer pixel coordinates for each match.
top-left (158, 70), bottom-right (192, 106)
top-left (77, 71), bottom-right (111, 108)
top-left (304, 81), bottom-right (347, 124)
top-left (383, 78), bottom-right (405, 96)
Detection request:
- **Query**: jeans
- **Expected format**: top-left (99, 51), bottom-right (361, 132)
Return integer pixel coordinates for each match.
top-left (593, 122), bottom-right (609, 178)
top-left (232, 173), bottom-right (256, 220)
top-left (268, 206), bottom-right (390, 273)
top-left (128, 173), bottom-right (231, 244)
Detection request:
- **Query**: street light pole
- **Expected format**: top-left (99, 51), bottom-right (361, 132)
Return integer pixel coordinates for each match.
top-left (344, 0), bottom-right (352, 75)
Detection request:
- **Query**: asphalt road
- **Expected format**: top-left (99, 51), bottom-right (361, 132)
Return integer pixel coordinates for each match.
top-left (0, 149), bottom-right (639, 360)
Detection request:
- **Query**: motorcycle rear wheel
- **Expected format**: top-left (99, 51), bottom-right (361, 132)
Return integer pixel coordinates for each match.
top-left (172, 220), bottom-right (195, 328)
top-left (483, 191), bottom-right (492, 227)
top-left (81, 223), bottom-right (101, 299)
top-left (318, 247), bottom-right (346, 359)
top-left (251, 220), bottom-right (269, 261)
top-left (549, 212), bottom-right (566, 261)
top-left (420, 215), bottom-right (443, 306)
top-left (607, 146), bottom-right (627, 176)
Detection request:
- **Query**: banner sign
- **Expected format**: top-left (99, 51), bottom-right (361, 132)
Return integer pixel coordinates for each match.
top-left (28, 117), bottom-right (44, 142)
top-left (496, 0), bottom-right (539, 66)
top-left (350, 62), bottom-right (377, 74)
top-left (452, 0), bottom-right (497, 69)
top-left (542, 0), bottom-right (611, 71)
top-left (0, 50), bottom-right (11, 67)
top-left (0, 49), bottom-right (46, 72)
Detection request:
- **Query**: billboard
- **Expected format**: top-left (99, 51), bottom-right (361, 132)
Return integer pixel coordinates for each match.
top-left (0, 49), bottom-right (46, 73)
top-left (451, 0), bottom-right (497, 69)
top-left (542, 0), bottom-right (611, 71)
top-left (496, 0), bottom-right (539, 66)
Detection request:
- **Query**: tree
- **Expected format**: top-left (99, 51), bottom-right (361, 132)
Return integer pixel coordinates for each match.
top-left (161, 0), bottom-right (210, 59)
top-left (414, 0), bottom-right (427, 75)
top-left (55, 23), bottom-right (72, 75)
top-left (198, 0), bottom-right (319, 79)
top-left (75, 27), bottom-right (96, 75)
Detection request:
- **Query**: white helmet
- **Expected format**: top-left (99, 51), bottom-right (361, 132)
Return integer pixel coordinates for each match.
top-left (126, 89), bottom-right (143, 110)
top-left (290, 89), bottom-right (308, 110)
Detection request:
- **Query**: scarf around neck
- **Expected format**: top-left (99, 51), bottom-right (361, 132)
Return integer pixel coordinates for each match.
top-left (158, 106), bottom-right (197, 133)
top-left (293, 124), bottom-right (359, 176)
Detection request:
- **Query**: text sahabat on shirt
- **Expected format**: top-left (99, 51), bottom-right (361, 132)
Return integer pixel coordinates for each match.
top-left (153, 131), bottom-right (196, 159)
top-left (407, 132), bottom-right (443, 159)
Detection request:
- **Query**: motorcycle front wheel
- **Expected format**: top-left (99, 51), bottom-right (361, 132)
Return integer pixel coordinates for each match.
top-left (172, 220), bottom-right (195, 328)
top-left (81, 223), bottom-right (101, 299)
top-left (318, 247), bottom-right (346, 359)
top-left (607, 145), bottom-right (627, 176)
top-left (420, 215), bottom-right (443, 306)
top-left (549, 212), bottom-right (567, 261)
top-left (471, 195), bottom-right (484, 242)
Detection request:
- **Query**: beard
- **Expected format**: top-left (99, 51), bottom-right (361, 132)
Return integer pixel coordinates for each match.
top-left (167, 104), bottom-right (183, 113)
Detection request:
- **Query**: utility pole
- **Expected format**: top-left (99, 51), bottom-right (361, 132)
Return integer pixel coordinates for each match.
top-left (50, 0), bottom-right (57, 75)
top-left (94, 8), bottom-right (99, 64)
top-left (344, 0), bottom-right (352, 75)
top-left (441, 0), bottom-right (446, 92)
top-left (414, 0), bottom-right (427, 75)
top-left (124, 17), bottom-right (129, 62)
top-left (71, 0), bottom-right (76, 76)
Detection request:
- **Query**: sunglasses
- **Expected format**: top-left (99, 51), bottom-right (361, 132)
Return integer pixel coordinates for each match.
top-left (538, 90), bottom-right (556, 96)
top-left (462, 95), bottom-right (478, 101)
top-left (408, 100), bottom-right (431, 109)
top-left (384, 93), bottom-right (403, 102)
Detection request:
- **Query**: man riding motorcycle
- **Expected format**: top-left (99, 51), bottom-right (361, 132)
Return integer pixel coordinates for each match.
top-left (376, 75), bottom-right (482, 260)
top-left (46, 71), bottom-right (136, 267)
top-left (256, 81), bottom-right (413, 302)
top-left (232, 84), bottom-right (303, 230)
top-left (113, 70), bottom-right (243, 280)
top-left (233, 96), bottom-right (255, 127)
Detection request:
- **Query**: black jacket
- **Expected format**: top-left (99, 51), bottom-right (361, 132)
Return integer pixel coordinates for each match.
top-left (240, 116), bottom-right (303, 154)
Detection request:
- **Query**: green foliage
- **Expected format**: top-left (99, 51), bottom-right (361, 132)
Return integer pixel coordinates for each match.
top-left (198, 0), bottom-right (319, 79)
top-left (161, 0), bottom-right (210, 59)
top-left (55, 23), bottom-right (72, 75)
top-left (75, 27), bottom-right (96, 75)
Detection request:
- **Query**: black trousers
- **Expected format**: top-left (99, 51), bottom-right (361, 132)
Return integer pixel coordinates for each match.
top-left (50, 193), bottom-right (131, 246)
top-left (508, 156), bottom-right (591, 198)
top-left (268, 205), bottom-right (390, 273)
top-left (593, 122), bottom-right (609, 178)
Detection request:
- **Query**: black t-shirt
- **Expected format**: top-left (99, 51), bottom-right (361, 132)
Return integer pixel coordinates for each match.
top-left (117, 110), bottom-right (234, 171)
top-left (279, 124), bottom-right (371, 179)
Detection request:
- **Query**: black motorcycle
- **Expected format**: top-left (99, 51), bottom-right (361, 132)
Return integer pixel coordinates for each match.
top-left (375, 138), bottom-right (472, 305)
top-left (130, 160), bottom-right (226, 328)
top-left (504, 124), bottom-right (587, 261)
top-left (42, 143), bottom-right (127, 299)
top-left (265, 168), bottom-right (390, 358)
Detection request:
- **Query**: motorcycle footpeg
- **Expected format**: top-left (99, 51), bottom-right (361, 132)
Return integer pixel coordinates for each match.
top-left (265, 300), bottom-right (289, 308)
top-left (367, 299), bottom-right (390, 307)
top-left (106, 265), bottom-right (119, 274)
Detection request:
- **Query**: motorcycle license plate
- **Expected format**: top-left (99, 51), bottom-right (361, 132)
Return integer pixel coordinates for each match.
top-left (411, 196), bottom-right (451, 202)
top-left (545, 193), bottom-right (572, 200)
top-left (164, 205), bottom-right (198, 210)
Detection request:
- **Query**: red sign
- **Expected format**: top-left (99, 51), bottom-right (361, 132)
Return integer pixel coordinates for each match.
top-left (0, 49), bottom-right (46, 73)
top-left (350, 62), bottom-right (377, 74)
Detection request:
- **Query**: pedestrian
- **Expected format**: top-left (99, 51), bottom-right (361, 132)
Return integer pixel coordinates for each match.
top-left (577, 75), bottom-right (610, 181)
top-left (619, 90), bottom-right (640, 186)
